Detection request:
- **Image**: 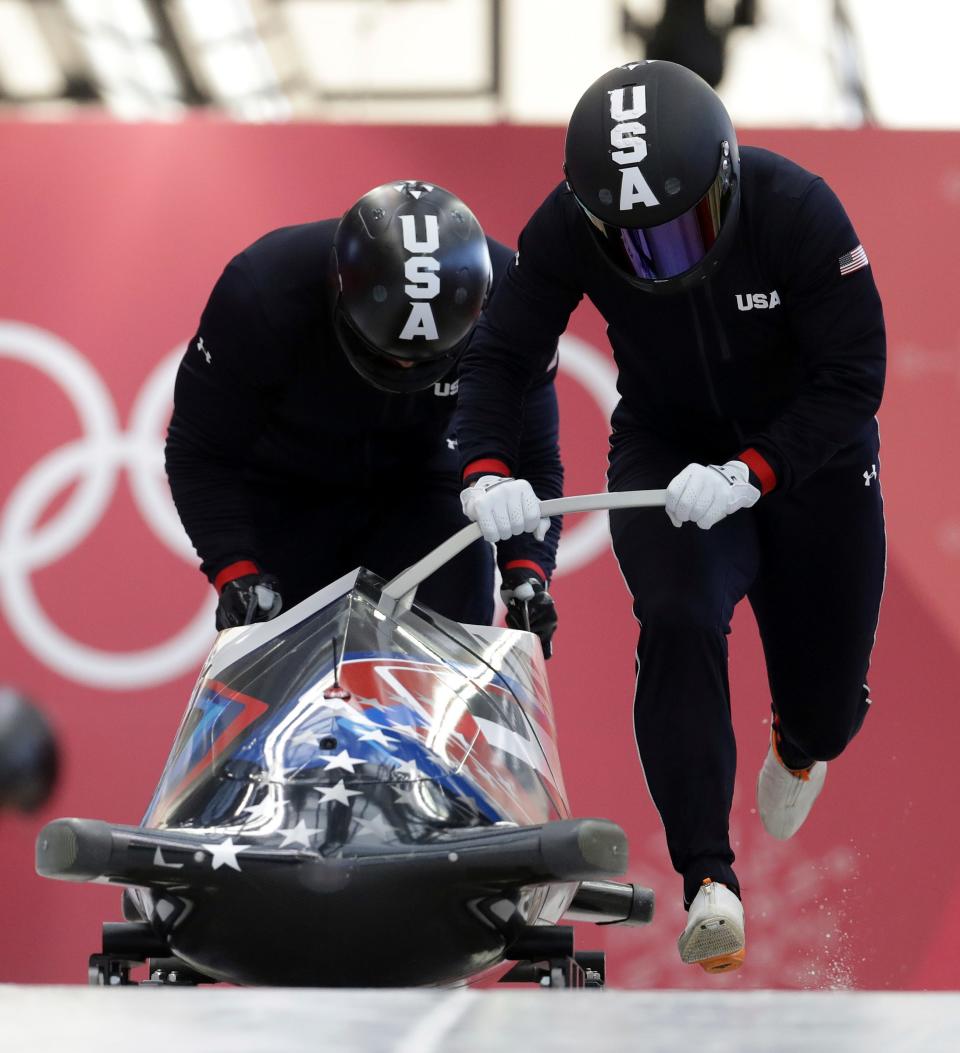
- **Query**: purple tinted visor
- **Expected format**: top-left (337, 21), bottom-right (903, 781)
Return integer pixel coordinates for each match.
top-left (581, 158), bottom-right (734, 284)
top-left (621, 204), bottom-right (716, 280)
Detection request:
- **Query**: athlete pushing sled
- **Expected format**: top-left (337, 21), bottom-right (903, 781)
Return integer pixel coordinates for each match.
top-left (165, 179), bottom-right (560, 654)
top-left (454, 60), bottom-right (886, 972)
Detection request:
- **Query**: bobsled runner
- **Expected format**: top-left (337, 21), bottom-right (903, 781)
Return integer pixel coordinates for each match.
top-left (36, 490), bottom-right (664, 988)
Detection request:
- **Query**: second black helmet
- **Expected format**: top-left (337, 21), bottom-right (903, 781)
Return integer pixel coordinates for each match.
top-left (332, 181), bottom-right (492, 393)
top-left (564, 60), bottom-right (740, 294)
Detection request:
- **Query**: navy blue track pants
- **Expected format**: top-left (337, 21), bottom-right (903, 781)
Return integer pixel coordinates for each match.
top-left (608, 423), bottom-right (885, 906)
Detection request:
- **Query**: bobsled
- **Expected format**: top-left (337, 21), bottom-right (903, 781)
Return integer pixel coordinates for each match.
top-left (36, 491), bottom-right (663, 988)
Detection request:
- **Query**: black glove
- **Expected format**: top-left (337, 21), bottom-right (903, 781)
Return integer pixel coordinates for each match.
top-left (215, 569), bottom-right (283, 631)
top-left (500, 567), bottom-right (558, 659)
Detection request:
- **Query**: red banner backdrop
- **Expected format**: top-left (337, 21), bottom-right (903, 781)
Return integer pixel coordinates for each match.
top-left (1, 122), bottom-right (958, 989)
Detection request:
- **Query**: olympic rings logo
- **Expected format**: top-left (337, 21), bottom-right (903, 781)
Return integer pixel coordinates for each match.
top-left (0, 322), bottom-right (618, 691)
top-left (0, 321), bottom-right (215, 690)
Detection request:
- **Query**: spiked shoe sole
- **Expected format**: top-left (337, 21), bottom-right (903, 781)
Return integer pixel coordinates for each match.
top-left (678, 913), bottom-right (746, 970)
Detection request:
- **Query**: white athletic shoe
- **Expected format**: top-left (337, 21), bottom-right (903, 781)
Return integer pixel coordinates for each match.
top-left (677, 879), bottom-right (745, 973)
top-left (756, 728), bottom-right (827, 840)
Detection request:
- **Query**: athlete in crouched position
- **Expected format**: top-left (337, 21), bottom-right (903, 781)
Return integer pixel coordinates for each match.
top-left (165, 181), bottom-right (560, 654)
top-left (453, 63), bottom-right (885, 970)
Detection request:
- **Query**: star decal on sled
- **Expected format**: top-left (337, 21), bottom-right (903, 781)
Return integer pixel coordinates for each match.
top-left (357, 727), bottom-right (398, 749)
top-left (278, 819), bottom-right (316, 848)
top-left (322, 749), bottom-right (365, 774)
top-left (353, 813), bottom-right (395, 840)
top-left (202, 837), bottom-right (250, 872)
top-left (316, 779), bottom-right (362, 806)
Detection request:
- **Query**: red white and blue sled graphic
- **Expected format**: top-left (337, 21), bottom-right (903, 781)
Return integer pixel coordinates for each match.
top-left (36, 490), bottom-right (664, 988)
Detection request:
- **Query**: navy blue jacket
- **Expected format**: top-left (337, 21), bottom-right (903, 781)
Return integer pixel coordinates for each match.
top-left (165, 222), bottom-right (562, 584)
top-left (455, 147), bottom-right (885, 495)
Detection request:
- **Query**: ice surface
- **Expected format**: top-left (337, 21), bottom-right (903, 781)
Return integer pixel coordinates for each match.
top-left (1, 987), bottom-right (958, 1053)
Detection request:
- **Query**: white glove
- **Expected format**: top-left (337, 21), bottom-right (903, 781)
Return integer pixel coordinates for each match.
top-left (665, 460), bottom-right (760, 530)
top-left (460, 475), bottom-right (550, 543)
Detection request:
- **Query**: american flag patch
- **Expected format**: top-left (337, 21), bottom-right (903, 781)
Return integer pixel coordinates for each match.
top-left (839, 244), bottom-right (869, 276)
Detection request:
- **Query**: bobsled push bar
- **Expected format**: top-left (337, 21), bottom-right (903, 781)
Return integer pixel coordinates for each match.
top-left (379, 489), bottom-right (666, 614)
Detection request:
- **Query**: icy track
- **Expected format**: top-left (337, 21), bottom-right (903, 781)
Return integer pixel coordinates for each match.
top-left (2, 987), bottom-right (958, 1052)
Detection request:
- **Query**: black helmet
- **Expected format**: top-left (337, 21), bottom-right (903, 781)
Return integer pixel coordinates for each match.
top-left (0, 688), bottom-right (58, 813)
top-left (564, 60), bottom-right (740, 294)
top-left (332, 180), bottom-right (493, 393)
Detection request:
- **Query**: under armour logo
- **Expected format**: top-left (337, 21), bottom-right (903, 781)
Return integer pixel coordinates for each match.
top-left (446, 437), bottom-right (458, 450)
top-left (197, 337), bottom-right (211, 364)
top-left (863, 465), bottom-right (877, 486)
top-left (394, 181), bottom-right (435, 200)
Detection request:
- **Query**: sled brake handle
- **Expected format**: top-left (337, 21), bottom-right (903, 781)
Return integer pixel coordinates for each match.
top-left (380, 489), bottom-right (666, 613)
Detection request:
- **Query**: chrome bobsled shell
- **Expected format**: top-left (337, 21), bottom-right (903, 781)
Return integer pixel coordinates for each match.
top-left (38, 568), bottom-right (633, 986)
top-left (143, 567), bottom-right (570, 839)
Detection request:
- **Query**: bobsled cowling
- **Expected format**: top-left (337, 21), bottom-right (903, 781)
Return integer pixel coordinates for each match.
top-left (145, 567), bottom-right (569, 836)
top-left (38, 567), bottom-right (626, 986)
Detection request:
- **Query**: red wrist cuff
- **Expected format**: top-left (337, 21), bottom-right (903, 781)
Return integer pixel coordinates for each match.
top-left (214, 560), bottom-right (260, 593)
top-left (463, 458), bottom-right (511, 483)
top-left (503, 559), bottom-right (547, 583)
top-left (737, 448), bottom-right (777, 495)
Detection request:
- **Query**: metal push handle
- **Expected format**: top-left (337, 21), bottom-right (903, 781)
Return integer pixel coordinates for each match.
top-left (380, 489), bottom-right (666, 611)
